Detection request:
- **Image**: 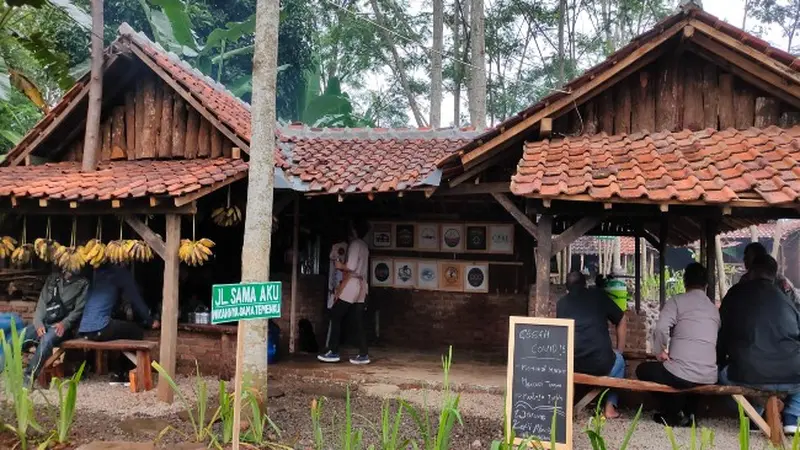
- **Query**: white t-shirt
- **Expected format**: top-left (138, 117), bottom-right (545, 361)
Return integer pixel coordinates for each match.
top-left (338, 238), bottom-right (369, 303)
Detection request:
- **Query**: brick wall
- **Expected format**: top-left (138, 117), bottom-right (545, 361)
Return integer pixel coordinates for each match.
top-left (271, 274), bottom-right (327, 353)
top-left (144, 327), bottom-right (237, 377)
top-left (0, 300), bottom-right (36, 322)
top-left (371, 288), bottom-right (528, 354)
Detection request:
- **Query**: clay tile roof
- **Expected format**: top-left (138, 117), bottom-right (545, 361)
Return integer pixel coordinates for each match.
top-left (276, 124), bottom-right (480, 194)
top-left (0, 158), bottom-right (247, 202)
top-left (512, 127), bottom-right (800, 205)
top-left (570, 236), bottom-right (657, 255)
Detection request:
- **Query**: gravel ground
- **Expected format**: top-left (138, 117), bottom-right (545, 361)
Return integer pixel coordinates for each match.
top-left (0, 373), bottom-right (777, 449)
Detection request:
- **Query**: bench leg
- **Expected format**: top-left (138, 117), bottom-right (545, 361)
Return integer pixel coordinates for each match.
top-left (732, 394), bottom-right (771, 438)
top-left (134, 350), bottom-right (153, 392)
top-left (38, 348), bottom-right (66, 388)
top-left (95, 350), bottom-right (107, 375)
top-left (766, 396), bottom-right (785, 449)
top-left (575, 389), bottom-right (602, 414)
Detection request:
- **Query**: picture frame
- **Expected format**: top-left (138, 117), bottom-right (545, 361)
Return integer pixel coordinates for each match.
top-left (394, 223), bottom-right (416, 249)
top-left (438, 261), bottom-right (464, 292)
top-left (371, 222), bottom-right (393, 249)
top-left (440, 224), bottom-right (465, 252)
top-left (416, 260), bottom-right (439, 290)
top-left (466, 224), bottom-right (488, 251)
top-left (464, 263), bottom-right (489, 293)
top-left (489, 224), bottom-right (514, 254)
top-left (370, 258), bottom-right (393, 287)
top-left (393, 259), bottom-right (417, 288)
top-left (416, 223), bottom-right (440, 251)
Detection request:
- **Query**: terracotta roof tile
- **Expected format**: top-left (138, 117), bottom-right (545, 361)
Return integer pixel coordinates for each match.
top-left (0, 158), bottom-right (247, 203)
top-left (512, 127), bottom-right (800, 205)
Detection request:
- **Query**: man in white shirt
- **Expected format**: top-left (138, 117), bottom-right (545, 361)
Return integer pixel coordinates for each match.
top-left (318, 219), bottom-right (371, 365)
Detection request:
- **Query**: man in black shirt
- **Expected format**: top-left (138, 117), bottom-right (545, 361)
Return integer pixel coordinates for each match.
top-left (557, 271), bottom-right (627, 418)
top-left (718, 254), bottom-right (800, 435)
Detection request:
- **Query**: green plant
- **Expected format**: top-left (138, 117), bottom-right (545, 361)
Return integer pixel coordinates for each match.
top-left (48, 361), bottom-right (85, 444)
top-left (663, 419), bottom-right (715, 450)
top-left (584, 390), bottom-right (643, 450)
top-left (490, 396), bottom-right (538, 449)
top-left (402, 346), bottom-right (463, 450)
top-left (241, 388), bottom-right (293, 449)
top-left (340, 386), bottom-right (364, 450)
top-left (214, 380), bottom-right (235, 446)
top-left (737, 403), bottom-right (749, 450)
top-left (151, 361), bottom-right (219, 444)
top-left (1, 321), bottom-right (42, 450)
top-left (377, 399), bottom-right (410, 450)
top-left (310, 397), bottom-right (325, 450)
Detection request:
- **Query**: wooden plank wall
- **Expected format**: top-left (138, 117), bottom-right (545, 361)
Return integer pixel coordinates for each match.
top-left (559, 53), bottom-right (800, 137)
top-left (62, 73), bottom-right (234, 162)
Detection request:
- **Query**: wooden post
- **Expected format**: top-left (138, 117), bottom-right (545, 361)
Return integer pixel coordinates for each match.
top-left (635, 235), bottom-right (641, 312)
top-left (534, 214), bottom-right (553, 317)
top-left (659, 217), bottom-right (668, 308)
top-left (172, 98), bottom-right (187, 158)
top-left (718, 73), bottom-right (735, 129)
top-left (579, 254), bottom-right (584, 271)
top-left (705, 219), bottom-right (717, 302)
top-left (157, 214), bottom-right (181, 403)
top-left (125, 91), bottom-right (136, 158)
top-left (289, 196), bottom-right (299, 354)
top-left (750, 225), bottom-right (759, 243)
top-left (715, 235), bottom-right (728, 300)
top-left (81, 0), bottom-right (104, 172)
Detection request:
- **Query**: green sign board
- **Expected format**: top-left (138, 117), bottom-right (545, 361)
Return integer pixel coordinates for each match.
top-left (211, 282), bottom-right (282, 324)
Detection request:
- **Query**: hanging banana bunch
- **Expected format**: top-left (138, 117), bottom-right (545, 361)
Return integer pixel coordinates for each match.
top-left (11, 217), bottom-right (33, 267)
top-left (54, 217), bottom-right (86, 273)
top-left (34, 217), bottom-right (57, 262)
top-left (211, 186), bottom-right (242, 227)
top-left (0, 233), bottom-right (17, 260)
top-left (179, 215), bottom-right (215, 266)
top-left (126, 216), bottom-right (154, 262)
top-left (106, 218), bottom-right (129, 265)
top-left (81, 219), bottom-right (107, 269)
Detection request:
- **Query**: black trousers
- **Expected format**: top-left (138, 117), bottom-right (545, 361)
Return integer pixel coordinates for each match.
top-left (326, 301), bottom-right (367, 356)
top-left (80, 320), bottom-right (144, 374)
top-left (636, 361), bottom-right (700, 417)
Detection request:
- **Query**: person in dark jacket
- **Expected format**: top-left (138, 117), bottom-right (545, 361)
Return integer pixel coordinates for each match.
top-left (557, 271), bottom-right (626, 419)
top-left (21, 269), bottom-right (89, 383)
top-left (718, 254), bottom-right (800, 435)
top-left (739, 242), bottom-right (799, 307)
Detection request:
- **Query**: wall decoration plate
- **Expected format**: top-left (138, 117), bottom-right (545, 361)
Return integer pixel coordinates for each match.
top-left (464, 263), bottom-right (489, 293)
top-left (439, 261), bottom-right (464, 292)
top-left (440, 224), bottom-right (464, 252)
top-left (416, 223), bottom-right (440, 250)
top-left (393, 259), bottom-right (417, 288)
top-left (370, 258), bottom-right (393, 287)
top-left (372, 223), bottom-right (393, 248)
top-left (417, 260), bottom-right (439, 290)
top-left (394, 224), bottom-right (416, 249)
top-left (466, 225), bottom-right (488, 251)
top-left (489, 224), bottom-right (514, 254)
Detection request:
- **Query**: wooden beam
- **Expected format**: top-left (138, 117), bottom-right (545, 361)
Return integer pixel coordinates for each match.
top-left (635, 235), bottom-right (641, 312)
top-left (705, 219), bottom-right (718, 301)
top-left (289, 196), bottom-right (299, 354)
top-left (539, 118), bottom-right (553, 138)
top-left (659, 216), bottom-right (668, 308)
top-left (38, 199), bottom-right (48, 207)
top-left (689, 35), bottom-right (800, 109)
top-left (449, 156), bottom-right (498, 187)
top-left (157, 214), bottom-right (180, 404)
top-left (174, 172), bottom-right (247, 207)
top-left (111, 200), bottom-right (121, 208)
top-left (150, 197), bottom-right (159, 207)
top-left (127, 45), bottom-right (251, 153)
top-left (461, 20), bottom-right (686, 169)
top-left (491, 193), bottom-right (539, 240)
top-left (521, 192), bottom-right (783, 209)
top-left (733, 394), bottom-right (772, 440)
top-left (0, 201), bottom-right (196, 216)
top-left (551, 216), bottom-right (602, 255)
top-left (436, 182), bottom-right (510, 196)
top-left (123, 215), bottom-right (167, 261)
top-left (534, 214), bottom-right (553, 317)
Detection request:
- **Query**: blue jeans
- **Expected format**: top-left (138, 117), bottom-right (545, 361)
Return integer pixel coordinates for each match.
top-left (606, 351), bottom-right (626, 407)
top-left (719, 365), bottom-right (800, 424)
top-left (20, 324), bottom-right (68, 380)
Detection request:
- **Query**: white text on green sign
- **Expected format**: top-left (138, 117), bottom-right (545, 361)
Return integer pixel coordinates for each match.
top-left (211, 282), bottom-right (282, 324)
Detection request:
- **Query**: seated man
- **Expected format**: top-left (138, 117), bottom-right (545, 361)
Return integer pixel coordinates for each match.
top-left (636, 263), bottom-right (720, 426)
top-left (21, 268), bottom-right (89, 383)
top-left (78, 263), bottom-right (159, 379)
top-left (604, 266), bottom-right (629, 312)
top-left (739, 242), bottom-right (799, 307)
top-left (557, 271), bottom-right (627, 418)
top-left (718, 254), bottom-right (800, 435)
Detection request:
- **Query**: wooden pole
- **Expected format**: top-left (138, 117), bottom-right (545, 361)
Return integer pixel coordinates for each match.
top-left (232, 322), bottom-right (246, 448)
top-left (659, 217), bottom-right (667, 308)
top-left (534, 214), bottom-right (553, 316)
top-left (706, 219), bottom-right (717, 302)
top-left (715, 235), bottom-right (728, 300)
top-left (157, 214), bottom-right (181, 403)
top-left (81, 0), bottom-right (104, 172)
top-left (750, 225), bottom-right (759, 243)
top-left (289, 195), bottom-right (299, 354)
top-left (635, 235), bottom-right (641, 312)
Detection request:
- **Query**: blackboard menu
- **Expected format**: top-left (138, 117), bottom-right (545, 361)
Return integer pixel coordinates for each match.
top-left (506, 317), bottom-right (574, 449)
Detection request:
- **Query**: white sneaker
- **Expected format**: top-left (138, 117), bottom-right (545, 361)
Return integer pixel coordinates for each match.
top-left (784, 424), bottom-right (798, 435)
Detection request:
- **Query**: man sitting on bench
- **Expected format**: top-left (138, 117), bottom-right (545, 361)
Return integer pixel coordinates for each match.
top-left (636, 262), bottom-right (720, 427)
top-left (77, 263), bottom-right (159, 381)
top-left (557, 271), bottom-right (627, 419)
top-left (22, 268), bottom-right (89, 384)
top-left (718, 254), bottom-right (800, 435)
top-left (739, 242), bottom-right (799, 307)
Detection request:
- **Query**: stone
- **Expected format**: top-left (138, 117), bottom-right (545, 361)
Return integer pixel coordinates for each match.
top-left (76, 442), bottom-right (155, 450)
top-left (118, 418), bottom-right (171, 436)
top-left (471, 440), bottom-right (482, 448)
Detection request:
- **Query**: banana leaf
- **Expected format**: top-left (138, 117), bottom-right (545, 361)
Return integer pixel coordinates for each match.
top-left (47, 0), bottom-right (91, 29)
top-left (147, 0), bottom-right (197, 51)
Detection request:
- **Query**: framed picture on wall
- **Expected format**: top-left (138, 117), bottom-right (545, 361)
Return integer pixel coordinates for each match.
top-left (417, 260), bottom-right (439, 290)
top-left (466, 225), bottom-right (488, 251)
top-left (439, 261), bottom-right (464, 292)
top-left (395, 224), bottom-right (416, 249)
top-left (440, 224), bottom-right (464, 252)
top-left (372, 223), bottom-right (393, 248)
top-left (393, 259), bottom-right (417, 288)
top-left (416, 223), bottom-right (439, 250)
top-left (489, 224), bottom-right (514, 254)
top-left (464, 263), bottom-right (489, 293)
top-left (370, 258), bottom-right (393, 287)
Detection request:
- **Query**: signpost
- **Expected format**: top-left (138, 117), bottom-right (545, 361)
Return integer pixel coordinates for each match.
top-left (212, 282), bottom-right (282, 450)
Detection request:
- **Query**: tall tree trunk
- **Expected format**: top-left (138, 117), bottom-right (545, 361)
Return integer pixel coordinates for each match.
top-left (82, 0), bottom-right (104, 172)
top-left (772, 220), bottom-right (784, 260)
top-left (368, 0), bottom-right (427, 127)
top-left (468, 0), bottom-right (486, 130)
top-left (557, 0), bottom-right (566, 85)
top-left (430, 0), bottom-right (444, 128)
top-left (452, 0), bottom-right (461, 126)
top-left (242, 0), bottom-right (279, 395)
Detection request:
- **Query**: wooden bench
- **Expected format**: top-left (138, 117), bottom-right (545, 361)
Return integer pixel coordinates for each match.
top-left (41, 339), bottom-right (157, 393)
top-left (575, 373), bottom-right (786, 447)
